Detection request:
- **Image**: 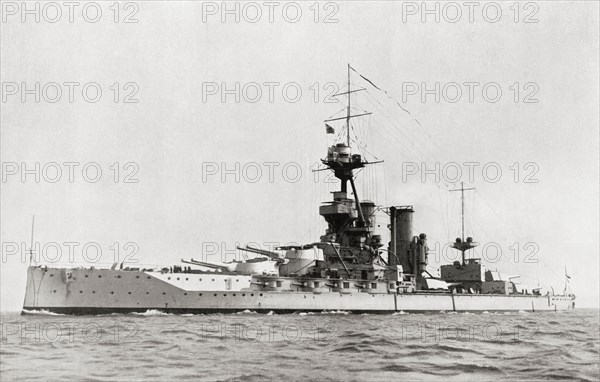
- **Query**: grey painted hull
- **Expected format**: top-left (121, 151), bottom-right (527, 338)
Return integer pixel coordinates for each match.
top-left (22, 267), bottom-right (575, 315)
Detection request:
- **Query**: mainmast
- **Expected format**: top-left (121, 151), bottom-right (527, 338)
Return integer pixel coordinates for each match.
top-left (450, 182), bottom-right (477, 264)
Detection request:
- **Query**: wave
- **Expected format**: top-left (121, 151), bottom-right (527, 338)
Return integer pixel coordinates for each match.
top-left (330, 344), bottom-right (379, 354)
top-left (380, 364), bottom-right (415, 373)
top-left (236, 309), bottom-right (258, 314)
top-left (21, 309), bottom-right (66, 316)
top-left (321, 310), bottom-right (350, 315)
top-left (435, 344), bottom-right (485, 355)
top-left (131, 309), bottom-right (172, 316)
top-left (423, 363), bottom-right (502, 375)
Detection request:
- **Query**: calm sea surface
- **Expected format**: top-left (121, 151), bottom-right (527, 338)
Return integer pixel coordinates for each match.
top-left (1, 309), bottom-right (598, 381)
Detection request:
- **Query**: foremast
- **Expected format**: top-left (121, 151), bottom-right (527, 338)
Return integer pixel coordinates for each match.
top-left (315, 65), bottom-right (431, 292)
top-left (319, 64), bottom-right (380, 264)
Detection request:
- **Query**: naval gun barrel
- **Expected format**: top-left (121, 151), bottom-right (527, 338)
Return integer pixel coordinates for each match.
top-left (185, 258), bottom-right (231, 271)
top-left (237, 246), bottom-right (285, 263)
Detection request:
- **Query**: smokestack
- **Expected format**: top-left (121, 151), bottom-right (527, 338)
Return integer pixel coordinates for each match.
top-left (389, 206), bottom-right (414, 273)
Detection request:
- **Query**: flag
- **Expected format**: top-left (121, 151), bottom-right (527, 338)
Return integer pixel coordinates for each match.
top-left (325, 123), bottom-right (335, 134)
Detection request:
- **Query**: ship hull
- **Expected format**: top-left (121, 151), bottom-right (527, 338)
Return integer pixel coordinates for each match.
top-left (22, 267), bottom-right (575, 315)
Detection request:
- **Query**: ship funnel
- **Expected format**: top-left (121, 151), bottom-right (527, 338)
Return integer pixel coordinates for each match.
top-left (360, 200), bottom-right (376, 227)
top-left (389, 206), bottom-right (414, 273)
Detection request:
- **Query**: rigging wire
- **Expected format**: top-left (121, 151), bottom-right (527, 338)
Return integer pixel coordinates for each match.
top-left (349, 66), bottom-right (452, 160)
top-left (319, 66), bottom-right (564, 292)
top-left (474, 188), bottom-right (564, 284)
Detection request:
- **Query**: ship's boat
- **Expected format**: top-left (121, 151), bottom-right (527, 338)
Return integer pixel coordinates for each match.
top-left (21, 65), bottom-right (576, 315)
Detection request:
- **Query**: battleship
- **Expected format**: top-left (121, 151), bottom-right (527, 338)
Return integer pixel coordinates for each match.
top-left (22, 66), bottom-right (576, 315)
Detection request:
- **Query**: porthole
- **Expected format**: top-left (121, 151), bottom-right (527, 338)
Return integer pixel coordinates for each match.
top-left (79, 291), bottom-right (83, 293)
top-left (162, 292), bottom-right (166, 295)
top-left (50, 274), bottom-right (54, 277)
top-left (199, 293), bottom-right (203, 296)
top-left (251, 294), bottom-right (254, 297)
top-left (259, 293), bottom-right (263, 297)
top-left (236, 279), bottom-right (239, 282)
top-left (147, 276), bottom-right (151, 279)
top-left (168, 277), bottom-right (171, 280)
top-left (212, 279), bottom-right (215, 282)
top-left (136, 276), bottom-right (140, 279)
top-left (184, 293), bottom-right (188, 296)
top-left (177, 278), bottom-right (180, 281)
top-left (128, 292), bottom-right (132, 295)
top-left (199, 278), bottom-right (203, 281)
top-left (185, 278), bottom-right (188, 281)
top-left (242, 294), bottom-right (246, 297)
top-left (223, 294), bottom-right (227, 297)
top-left (146, 292), bottom-right (149, 295)
top-left (117, 275), bottom-right (122, 278)
top-left (98, 275), bottom-right (102, 278)
top-left (233, 294), bottom-right (236, 297)
top-left (85, 275), bottom-right (89, 278)
top-left (92, 291), bottom-right (96, 294)
top-left (111, 291), bottom-right (114, 294)
top-left (214, 293), bottom-right (217, 296)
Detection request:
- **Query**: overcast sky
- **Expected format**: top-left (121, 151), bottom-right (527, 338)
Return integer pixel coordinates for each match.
top-left (1, 1), bottom-right (598, 310)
